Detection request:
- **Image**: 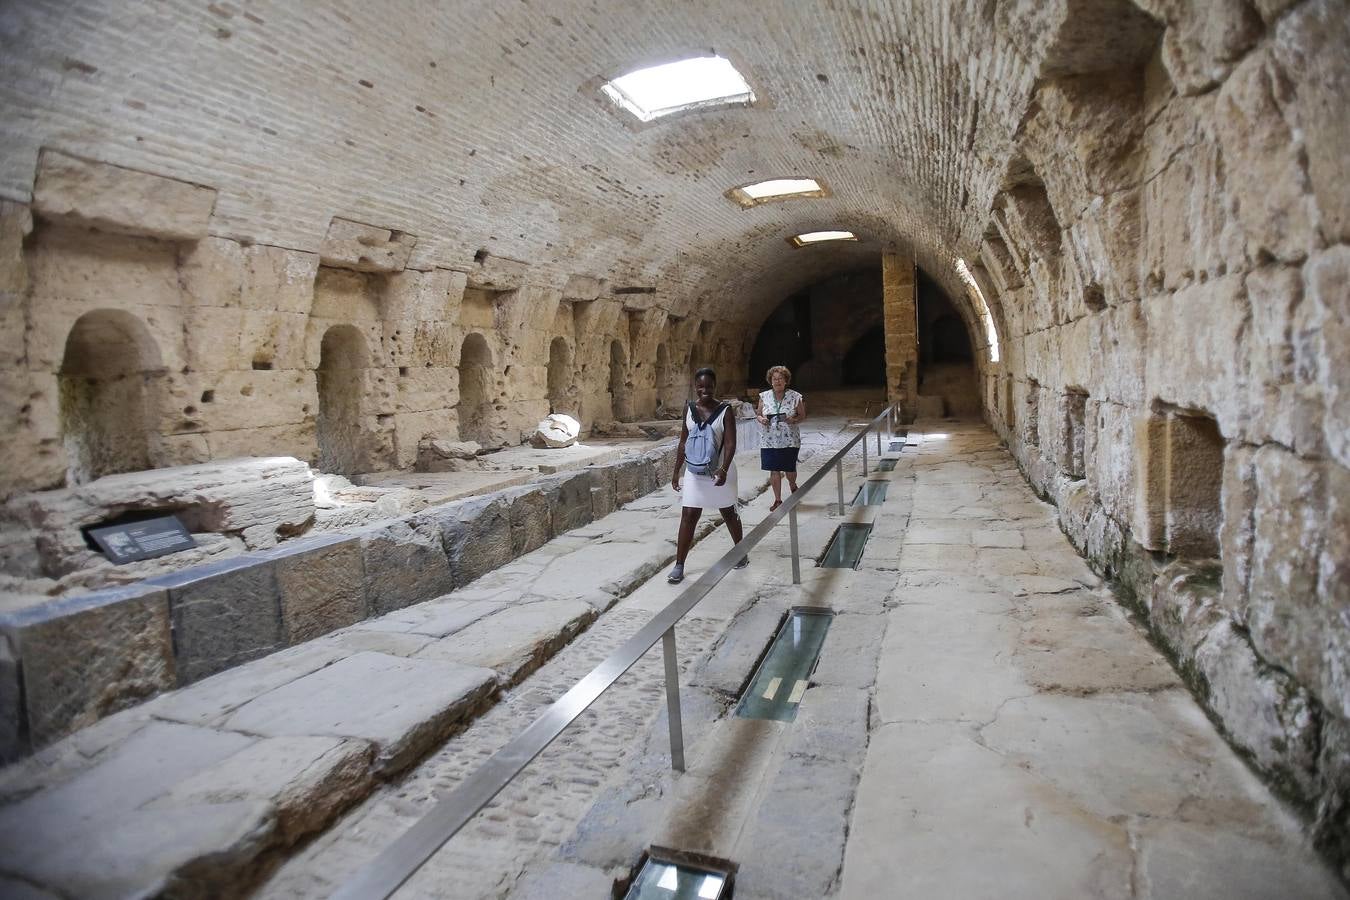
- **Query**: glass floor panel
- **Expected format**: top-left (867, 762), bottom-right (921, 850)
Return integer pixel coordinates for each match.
top-left (852, 480), bottom-right (889, 506)
top-left (625, 857), bottom-right (730, 900)
top-left (736, 610), bottom-right (833, 722)
top-left (889, 440), bottom-right (904, 452)
top-left (819, 522), bottom-right (873, 568)
top-left (876, 459), bottom-right (897, 472)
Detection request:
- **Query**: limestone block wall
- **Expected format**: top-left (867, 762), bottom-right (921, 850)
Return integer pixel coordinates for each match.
top-left (968, 0), bottom-right (1349, 870)
top-left (0, 152), bottom-right (741, 500)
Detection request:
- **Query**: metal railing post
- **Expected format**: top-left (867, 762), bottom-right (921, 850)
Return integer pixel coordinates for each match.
top-left (789, 507), bottom-right (801, 584)
top-left (862, 431), bottom-right (869, 475)
top-left (662, 628), bottom-right (685, 772)
top-left (876, 427), bottom-right (882, 455)
top-left (835, 459), bottom-right (845, 512)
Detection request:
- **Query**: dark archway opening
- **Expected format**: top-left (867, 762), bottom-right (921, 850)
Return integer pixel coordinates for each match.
top-left (547, 336), bottom-right (573, 415)
top-left (316, 324), bottom-right (373, 475)
top-left (60, 309), bottom-right (164, 484)
top-left (609, 340), bottom-right (632, 421)
top-left (458, 332), bottom-right (495, 445)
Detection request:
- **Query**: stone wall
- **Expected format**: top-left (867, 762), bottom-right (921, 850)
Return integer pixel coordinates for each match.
top-left (970, 0), bottom-right (1349, 872)
top-left (0, 154), bottom-right (738, 499)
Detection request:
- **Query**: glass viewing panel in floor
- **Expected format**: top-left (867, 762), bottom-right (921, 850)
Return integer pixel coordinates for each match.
top-left (889, 440), bottom-right (904, 452)
top-left (625, 856), bottom-right (731, 900)
top-left (876, 458), bottom-right (897, 472)
top-left (852, 480), bottom-right (889, 506)
top-left (819, 522), bottom-right (873, 568)
top-left (736, 609), bottom-right (833, 722)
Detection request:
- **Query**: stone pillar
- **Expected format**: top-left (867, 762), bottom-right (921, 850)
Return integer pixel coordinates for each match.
top-left (882, 251), bottom-right (918, 421)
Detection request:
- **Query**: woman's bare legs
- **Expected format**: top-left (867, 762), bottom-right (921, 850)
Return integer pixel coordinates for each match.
top-left (787, 469), bottom-right (798, 493)
top-left (769, 470), bottom-right (783, 510)
top-left (675, 507), bottom-right (701, 565)
top-left (720, 504), bottom-right (749, 567)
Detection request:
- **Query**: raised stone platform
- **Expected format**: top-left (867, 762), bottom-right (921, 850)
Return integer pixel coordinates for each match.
top-left (0, 442), bottom-right (679, 759)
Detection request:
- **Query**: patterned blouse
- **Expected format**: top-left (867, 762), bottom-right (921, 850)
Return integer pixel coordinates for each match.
top-left (759, 389), bottom-right (803, 449)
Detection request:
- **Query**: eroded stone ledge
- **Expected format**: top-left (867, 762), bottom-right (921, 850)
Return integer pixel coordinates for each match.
top-left (0, 441), bottom-right (677, 761)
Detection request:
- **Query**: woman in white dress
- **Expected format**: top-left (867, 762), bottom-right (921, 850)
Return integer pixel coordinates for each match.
top-left (667, 367), bottom-right (747, 584)
top-left (755, 365), bottom-right (806, 511)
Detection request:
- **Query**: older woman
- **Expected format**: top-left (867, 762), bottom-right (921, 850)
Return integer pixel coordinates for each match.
top-left (756, 365), bottom-right (806, 511)
top-left (667, 367), bottom-right (747, 584)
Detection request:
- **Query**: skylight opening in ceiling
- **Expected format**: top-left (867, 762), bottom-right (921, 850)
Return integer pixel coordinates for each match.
top-left (788, 230), bottom-right (858, 247)
top-left (956, 257), bottom-right (1001, 363)
top-left (600, 56), bottom-right (755, 122)
top-left (727, 177), bottom-right (829, 208)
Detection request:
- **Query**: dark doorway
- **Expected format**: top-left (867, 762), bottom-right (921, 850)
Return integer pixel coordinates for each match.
top-left (842, 325), bottom-right (885, 385)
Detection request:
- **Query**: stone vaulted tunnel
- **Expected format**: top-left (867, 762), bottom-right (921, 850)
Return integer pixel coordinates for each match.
top-left (0, 1), bottom-right (1347, 897)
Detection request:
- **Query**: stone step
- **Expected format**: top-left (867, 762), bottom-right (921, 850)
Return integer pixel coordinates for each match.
top-left (0, 422), bottom-right (856, 897)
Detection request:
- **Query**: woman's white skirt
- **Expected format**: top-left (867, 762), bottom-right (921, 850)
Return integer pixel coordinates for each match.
top-left (680, 464), bottom-right (739, 509)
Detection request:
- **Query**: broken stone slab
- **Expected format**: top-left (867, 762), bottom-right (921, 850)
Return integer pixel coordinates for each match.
top-left (415, 437), bottom-right (482, 473)
top-left (415, 599), bottom-right (597, 686)
top-left (357, 517), bottom-right (455, 616)
top-left (0, 582), bottom-right (174, 757)
top-left (31, 149), bottom-right (217, 241)
top-left (263, 532), bottom-right (368, 644)
top-left (222, 651), bottom-right (496, 775)
top-left (318, 216), bottom-right (416, 273)
top-left (146, 555), bottom-right (285, 686)
top-left (2, 456), bottom-right (315, 578)
top-left (531, 414), bottom-right (580, 448)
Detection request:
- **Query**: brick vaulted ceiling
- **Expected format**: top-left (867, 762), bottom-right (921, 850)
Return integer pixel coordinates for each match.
top-left (0, 0), bottom-right (1082, 326)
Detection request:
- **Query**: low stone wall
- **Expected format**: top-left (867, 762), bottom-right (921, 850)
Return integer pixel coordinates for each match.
top-left (0, 442), bottom-right (678, 761)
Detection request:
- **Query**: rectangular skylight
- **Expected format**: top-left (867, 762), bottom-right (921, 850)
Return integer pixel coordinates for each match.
top-left (789, 230), bottom-right (857, 247)
top-left (601, 56), bottom-right (754, 122)
top-left (727, 177), bottom-right (829, 208)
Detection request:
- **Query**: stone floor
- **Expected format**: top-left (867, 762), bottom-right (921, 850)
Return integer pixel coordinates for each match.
top-left (0, 415), bottom-right (1344, 899)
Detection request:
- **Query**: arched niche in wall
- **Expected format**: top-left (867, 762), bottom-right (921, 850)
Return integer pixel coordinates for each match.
top-left (654, 343), bottom-right (671, 413)
top-left (59, 309), bottom-right (164, 484)
top-left (547, 336), bottom-right (574, 414)
top-left (316, 324), bottom-right (374, 475)
top-left (609, 340), bottom-right (632, 422)
top-left (458, 332), bottom-right (496, 445)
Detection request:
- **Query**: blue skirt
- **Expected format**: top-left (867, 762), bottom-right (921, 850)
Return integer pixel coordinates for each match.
top-left (761, 446), bottom-right (800, 473)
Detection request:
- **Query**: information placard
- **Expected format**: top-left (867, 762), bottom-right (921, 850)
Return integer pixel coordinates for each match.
top-left (88, 515), bottom-right (197, 564)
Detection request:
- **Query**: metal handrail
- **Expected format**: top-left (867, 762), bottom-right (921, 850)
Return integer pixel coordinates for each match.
top-left (333, 403), bottom-right (900, 899)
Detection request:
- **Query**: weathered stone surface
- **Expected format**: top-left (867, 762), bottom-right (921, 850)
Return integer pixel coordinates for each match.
top-left (417, 599), bottom-right (596, 685)
top-left (31, 150), bottom-right (217, 241)
top-left (223, 651), bottom-right (496, 774)
top-left (2, 583), bottom-right (174, 750)
top-left (539, 470), bottom-right (595, 535)
top-left (357, 518), bottom-right (455, 615)
top-left (531, 413), bottom-right (580, 448)
top-left (501, 485), bottom-right (553, 557)
top-left (421, 495), bottom-right (513, 587)
top-left (267, 533), bottom-right (367, 644)
top-left (318, 217), bottom-right (415, 273)
top-left (145, 735), bottom-right (373, 843)
top-left (2, 456), bottom-right (315, 579)
top-left (154, 556), bottom-right (285, 685)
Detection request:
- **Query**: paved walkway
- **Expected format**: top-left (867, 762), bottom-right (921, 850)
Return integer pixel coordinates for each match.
top-left (1, 415), bottom-right (1343, 899)
top-left (840, 422), bottom-right (1345, 899)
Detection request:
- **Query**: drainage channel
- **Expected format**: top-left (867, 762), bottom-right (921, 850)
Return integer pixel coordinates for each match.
top-left (819, 522), bottom-right (873, 568)
top-left (852, 480), bottom-right (889, 506)
top-left (737, 608), bottom-right (834, 722)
